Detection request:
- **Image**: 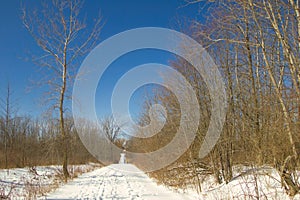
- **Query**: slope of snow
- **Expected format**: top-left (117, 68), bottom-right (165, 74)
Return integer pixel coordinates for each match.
top-left (185, 166), bottom-right (300, 200)
top-left (42, 164), bottom-right (195, 200)
top-left (0, 164), bottom-right (99, 199)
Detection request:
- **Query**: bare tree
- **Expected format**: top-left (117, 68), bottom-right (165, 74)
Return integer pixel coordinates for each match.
top-left (0, 83), bottom-right (17, 173)
top-left (100, 115), bottom-right (124, 163)
top-left (130, 0), bottom-right (300, 196)
top-left (101, 116), bottom-right (122, 144)
top-left (22, 0), bottom-right (103, 180)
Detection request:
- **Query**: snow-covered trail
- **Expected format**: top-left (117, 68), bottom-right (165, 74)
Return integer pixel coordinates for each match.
top-left (43, 164), bottom-right (194, 200)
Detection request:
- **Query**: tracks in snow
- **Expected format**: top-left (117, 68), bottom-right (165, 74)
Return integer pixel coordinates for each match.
top-left (43, 164), bottom-right (193, 200)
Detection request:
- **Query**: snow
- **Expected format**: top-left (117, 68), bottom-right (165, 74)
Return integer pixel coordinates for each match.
top-left (119, 152), bottom-right (126, 164)
top-left (2, 163), bottom-right (300, 199)
top-left (185, 166), bottom-right (300, 200)
top-left (42, 164), bottom-right (195, 200)
top-left (0, 166), bottom-right (57, 198)
top-left (0, 164), bottom-right (99, 199)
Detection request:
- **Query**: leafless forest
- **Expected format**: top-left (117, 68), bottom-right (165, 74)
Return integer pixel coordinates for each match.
top-left (1, 0), bottom-right (300, 197)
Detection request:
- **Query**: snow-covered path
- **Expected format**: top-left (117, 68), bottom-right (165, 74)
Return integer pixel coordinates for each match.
top-left (43, 164), bottom-right (194, 200)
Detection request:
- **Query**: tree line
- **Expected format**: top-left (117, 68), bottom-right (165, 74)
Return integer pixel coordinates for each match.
top-left (0, 84), bottom-right (96, 169)
top-left (2, 0), bottom-right (300, 197)
top-left (127, 0), bottom-right (300, 197)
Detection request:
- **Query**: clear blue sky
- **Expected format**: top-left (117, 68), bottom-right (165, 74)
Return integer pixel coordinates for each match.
top-left (0, 0), bottom-right (202, 119)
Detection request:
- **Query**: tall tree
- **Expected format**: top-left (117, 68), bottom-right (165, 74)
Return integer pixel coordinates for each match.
top-left (0, 83), bottom-right (15, 173)
top-left (22, 0), bottom-right (103, 180)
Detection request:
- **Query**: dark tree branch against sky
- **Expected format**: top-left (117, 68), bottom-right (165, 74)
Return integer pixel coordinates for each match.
top-left (0, 0), bottom-right (200, 118)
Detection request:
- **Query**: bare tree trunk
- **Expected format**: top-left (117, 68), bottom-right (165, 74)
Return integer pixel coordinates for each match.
top-left (22, 0), bottom-right (103, 181)
top-left (249, 0), bottom-right (298, 159)
top-left (248, 0), bottom-right (300, 195)
top-left (61, 36), bottom-right (69, 180)
top-left (4, 84), bottom-right (11, 173)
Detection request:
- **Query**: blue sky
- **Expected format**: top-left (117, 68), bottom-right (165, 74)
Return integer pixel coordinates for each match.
top-left (0, 0), bottom-right (202, 119)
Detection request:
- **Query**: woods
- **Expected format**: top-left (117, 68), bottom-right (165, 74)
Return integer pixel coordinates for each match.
top-left (1, 0), bottom-right (300, 198)
top-left (126, 0), bottom-right (300, 197)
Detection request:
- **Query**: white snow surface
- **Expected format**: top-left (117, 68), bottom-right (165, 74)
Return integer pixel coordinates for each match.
top-left (2, 164), bottom-right (300, 199)
top-left (0, 164), bottom-right (97, 199)
top-left (43, 164), bottom-right (194, 200)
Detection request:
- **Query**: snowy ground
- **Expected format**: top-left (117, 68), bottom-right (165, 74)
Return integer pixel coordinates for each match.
top-left (42, 164), bottom-right (195, 200)
top-left (2, 163), bottom-right (300, 199)
top-left (0, 163), bottom-right (100, 199)
top-left (188, 165), bottom-right (300, 200)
